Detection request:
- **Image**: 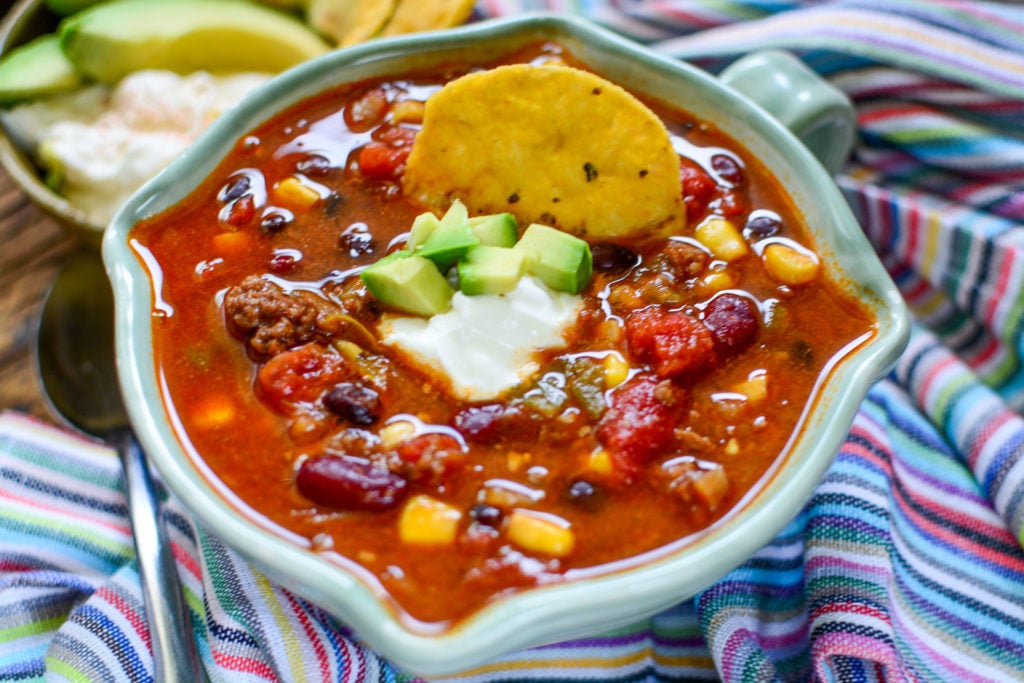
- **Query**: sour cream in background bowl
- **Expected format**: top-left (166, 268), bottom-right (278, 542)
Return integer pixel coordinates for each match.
top-left (103, 13), bottom-right (910, 677)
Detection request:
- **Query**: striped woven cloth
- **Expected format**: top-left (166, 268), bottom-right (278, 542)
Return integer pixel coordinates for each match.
top-left (3, 0), bottom-right (1024, 680)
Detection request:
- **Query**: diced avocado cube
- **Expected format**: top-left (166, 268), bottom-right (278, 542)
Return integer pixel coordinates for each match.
top-left (360, 252), bottom-right (454, 316)
top-left (457, 245), bottom-right (529, 296)
top-left (514, 223), bottom-right (593, 294)
top-left (406, 211), bottom-right (439, 251)
top-left (415, 200), bottom-right (479, 271)
top-left (469, 213), bottom-right (519, 247)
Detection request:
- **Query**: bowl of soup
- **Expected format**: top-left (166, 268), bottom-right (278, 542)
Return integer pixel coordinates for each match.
top-left (103, 13), bottom-right (909, 676)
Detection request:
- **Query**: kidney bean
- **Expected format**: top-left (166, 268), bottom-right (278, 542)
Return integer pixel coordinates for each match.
top-left (703, 293), bottom-right (760, 356)
top-left (344, 88), bottom-right (389, 132)
top-left (296, 455), bottom-right (408, 511)
top-left (323, 382), bottom-right (380, 425)
top-left (591, 243), bottom-right (638, 272)
top-left (454, 404), bottom-right (504, 441)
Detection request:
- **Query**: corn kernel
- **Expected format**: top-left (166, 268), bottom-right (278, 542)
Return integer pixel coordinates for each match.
top-left (602, 353), bottom-right (629, 388)
top-left (695, 218), bottom-right (749, 262)
top-left (192, 395), bottom-right (235, 429)
top-left (732, 369), bottom-right (768, 403)
top-left (398, 495), bottom-right (462, 545)
top-left (273, 176), bottom-right (320, 209)
top-left (762, 242), bottom-right (820, 285)
top-left (379, 420), bottom-right (416, 449)
top-left (724, 438), bottom-right (740, 456)
top-left (585, 448), bottom-right (613, 476)
top-left (699, 270), bottom-right (736, 293)
top-left (507, 509), bottom-right (575, 557)
top-left (388, 100), bottom-right (425, 124)
top-left (212, 230), bottom-right (251, 259)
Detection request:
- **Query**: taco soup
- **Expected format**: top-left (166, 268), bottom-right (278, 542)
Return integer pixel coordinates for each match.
top-left (128, 41), bottom-right (876, 628)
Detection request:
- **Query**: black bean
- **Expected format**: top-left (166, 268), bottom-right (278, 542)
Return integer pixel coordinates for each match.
top-left (567, 479), bottom-right (603, 511)
top-left (710, 153), bottom-right (745, 186)
top-left (297, 154), bottom-right (333, 177)
top-left (219, 174), bottom-right (251, 203)
top-left (470, 503), bottom-right (503, 527)
top-left (703, 293), bottom-right (760, 355)
top-left (745, 214), bottom-right (783, 237)
top-left (339, 229), bottom-right (375, 257)
top-left (260, 210), bottom-right (292, 234)
top-left (296, 455), bottom-right (407, 511)
top-left (591, 243), bottom-right (638, 272)
top-left (324, 383), bottom-right (380, 425)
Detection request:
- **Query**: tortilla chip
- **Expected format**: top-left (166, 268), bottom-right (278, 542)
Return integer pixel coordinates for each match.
top-left (307, 0), bottom-right (397, 47)
top-left (403, 64), bottom-right (685, 240)
top-left (379, 0), bottom-right (476, 36)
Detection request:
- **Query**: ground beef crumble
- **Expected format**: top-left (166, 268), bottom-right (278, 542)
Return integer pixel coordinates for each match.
top-left (224, 276), bottom-right (345, 358)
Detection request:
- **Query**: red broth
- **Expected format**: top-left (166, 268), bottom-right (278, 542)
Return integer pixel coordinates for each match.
top-left (130, 42), bottom-right (875, 628)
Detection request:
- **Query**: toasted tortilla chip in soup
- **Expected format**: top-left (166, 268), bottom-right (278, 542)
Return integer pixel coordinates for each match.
top-left (403, 64), bottom-right (685, 239)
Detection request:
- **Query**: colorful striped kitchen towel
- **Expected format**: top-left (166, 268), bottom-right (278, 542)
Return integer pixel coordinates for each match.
top-left (4, 0), bottom-right (1024, 681)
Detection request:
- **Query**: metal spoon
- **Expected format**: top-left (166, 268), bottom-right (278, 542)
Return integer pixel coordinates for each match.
top-left (37, 249), bottom-right (205, 682)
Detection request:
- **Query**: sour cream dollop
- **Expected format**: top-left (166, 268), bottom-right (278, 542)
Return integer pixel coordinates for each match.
top-left (379, 277), bottom-right (583, 402)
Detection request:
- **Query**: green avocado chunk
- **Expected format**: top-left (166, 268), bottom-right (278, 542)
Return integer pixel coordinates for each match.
top-left (359, 252), bottom-right (455, 317)
top-left (0, 34), bottom-right (83, 105)
top-left (469, 212), bottom-right (518, 247)
top-left (514, 223), bottom-right (593, 294)
top-left (415, 200), bottom-right (479, 271)
top-left (58, 0), bottom-right (331, 84)
top-left (457, 245), bottom-right (529, 296)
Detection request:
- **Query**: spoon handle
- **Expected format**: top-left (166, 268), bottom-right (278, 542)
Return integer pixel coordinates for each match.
top-left (112, 429), bottom-right (206, 682)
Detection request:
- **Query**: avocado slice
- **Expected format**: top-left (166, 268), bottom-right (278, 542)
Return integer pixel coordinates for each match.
top-left (59, 0), bottom-right (331, 84)
top-left (457, 245), bottom-right (529, 296)
top-left (415, 199), bottom-right (479, 271)
top-left (469, 212), bottom-right (518, 247)
top-left (0, 35), bottom-right (82, 106)
top-left (360, 251), bottom-right (454, 316)
top-left (514, 223), bottom-right (593, 294)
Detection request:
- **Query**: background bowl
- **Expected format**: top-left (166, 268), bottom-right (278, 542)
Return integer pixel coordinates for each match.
top-left (103, 13), bottom-right (910, 676)
top-left (0, 0), bottom-right (103, 247)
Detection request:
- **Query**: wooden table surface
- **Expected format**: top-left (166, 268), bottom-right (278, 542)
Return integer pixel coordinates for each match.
top-left (0, 166), bottom-right (78, 423)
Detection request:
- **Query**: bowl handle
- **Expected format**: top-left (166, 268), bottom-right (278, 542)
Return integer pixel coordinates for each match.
top-left (719, 50), bottom-right (856, 175)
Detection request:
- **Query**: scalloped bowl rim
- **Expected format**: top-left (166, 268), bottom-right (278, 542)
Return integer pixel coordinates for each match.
top-left (103, 13), bottom-right (909, 676)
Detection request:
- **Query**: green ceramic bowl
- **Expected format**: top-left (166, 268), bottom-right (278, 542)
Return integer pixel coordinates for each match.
top-left (103, 13), bottom-right (909, 676)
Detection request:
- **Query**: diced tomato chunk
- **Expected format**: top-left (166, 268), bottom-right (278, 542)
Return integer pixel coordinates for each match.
top-left (625, 305), bottom-right (716, 380)
top-left (597, 375), bottom-right (686, 481)
top-left (358, 141), bottom-right (410, 180)
top-left (256, 343), bottom-right (350, 411)
top-left (680, 161), bottom-right (717, 218)
top-left (396, 432), bottom-right (467, 482)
